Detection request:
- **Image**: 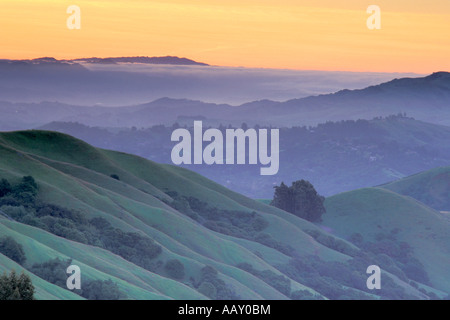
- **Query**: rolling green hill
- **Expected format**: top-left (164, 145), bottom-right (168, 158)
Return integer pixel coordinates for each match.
top-left (0, 130), bottom-right (446, 300)
top-left (323, 187), bottom-right (450, 294)
top-left (380, 167), bottom-right (450, 212)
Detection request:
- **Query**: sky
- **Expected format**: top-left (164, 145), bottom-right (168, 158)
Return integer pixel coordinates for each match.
top-left (1, 0), bottom-right (449, 73)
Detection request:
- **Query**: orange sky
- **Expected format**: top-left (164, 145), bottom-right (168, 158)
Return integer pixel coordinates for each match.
top-left (1, 0), bottom-right (449, 73)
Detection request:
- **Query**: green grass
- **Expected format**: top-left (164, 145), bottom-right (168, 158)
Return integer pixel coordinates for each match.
top-left (381, 166), bottom-right (450, 211)
top-left (0, 130), bottom-right (447, 300)
top-left (323, 187), bottom-right (450, 293)
top-left (0, 253), bottom-right (84, 300)
top-left (0, 131), bottom-right (330, 299)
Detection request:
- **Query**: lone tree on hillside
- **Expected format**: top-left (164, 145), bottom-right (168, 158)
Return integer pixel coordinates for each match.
top-left (0, 270), bottom-right (35, 300)
top-left (271, 180), bottom-right (326, 222)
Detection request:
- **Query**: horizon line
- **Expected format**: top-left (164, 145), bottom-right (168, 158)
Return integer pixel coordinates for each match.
top-left (0, 55), bottom-right (436, 75)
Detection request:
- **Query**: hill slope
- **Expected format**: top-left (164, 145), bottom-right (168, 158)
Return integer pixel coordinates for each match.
top-left (0, 130), bottom-right (340, 300)
top-left (323, 187), bottom-right (450, 294)
top-left (381, 167), bottom-right (450, 211)
top-left (278, 71), bottom-right (450, 126)
top-left (0, 131), bottom-right (445, 299)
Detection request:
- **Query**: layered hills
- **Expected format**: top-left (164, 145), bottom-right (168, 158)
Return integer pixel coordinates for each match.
top-left (1, 131), bottom-right (447, 299)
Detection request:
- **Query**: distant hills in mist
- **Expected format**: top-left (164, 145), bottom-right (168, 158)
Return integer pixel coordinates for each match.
top-left (0, 71), bottom-right (449, 130)
top-left (0, 56), bottom-right (421, 105)
top-left (0, 59), bottom-right (448, 198)
top-left (39, 115), bottom-right (450, 198)
top-left (0, 58), bottom-right (449, 300)
top-left (2, 56), bottom-right (209, 66)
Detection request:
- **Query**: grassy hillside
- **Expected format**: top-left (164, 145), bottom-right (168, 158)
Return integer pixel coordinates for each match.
top-left (0, 130), bottom-right (445, 300)
top-left (323, 187), bottom-right (450, 294)
top-left (380, 167), bottom-right (450, 211)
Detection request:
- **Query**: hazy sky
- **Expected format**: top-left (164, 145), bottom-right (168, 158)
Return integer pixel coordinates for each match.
top-left (1, 0), bottom-right (449, 73)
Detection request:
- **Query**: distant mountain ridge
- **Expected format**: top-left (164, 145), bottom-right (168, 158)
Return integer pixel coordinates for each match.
top-left (0, 71), bottom-right (449, 129)
top-left (275, 71), bottom-right (450, 126)
top-left (71, 56), bottom-right (209, 65)
top-left (0, 56), bottom-right (209, 66)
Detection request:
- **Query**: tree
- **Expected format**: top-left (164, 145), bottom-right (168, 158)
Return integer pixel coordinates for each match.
top-left (0, 270), bottom-right (35, 300)
top-left (0, 179), bottom-right (12, 197)
top-left (17, 272), bottom-right (35, 300)
top-left (30, 259), bottom-right (127, 300)
top-left (270, 182), bottom-right (293, 213)
top-left (0, 236), bottom-right (26, 265)
top-left (271, 180), bottom-right (326, 222)
top-left (30, 258), bottom-right (72, 288)
top-left (12, 176), bottom-right (39, 205)
top-left (15, 176), bottom-right (38, 195)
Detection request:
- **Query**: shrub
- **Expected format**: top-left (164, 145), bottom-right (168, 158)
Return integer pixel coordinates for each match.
top-left (164, 192), bottom-right (269, 241)
top-left (291, 290), bottom-right (322, 300)
top-left (252, 216), bottom-right (269, 231)
top-left (0, 236), bottom-right (26, 265)
top-left (306, 229), bottom-right (358, 256)
top-left (237, 263), bottom-right (291, 296)
top-left (13, 176), bottom-right (38, 200)
top-left (349, 233), bottom-right (364, 246)
top-left (80, 279), bottom-right (126, 300)
top-left (403, 258), bottom-right (429, 284)
top-left (31, 258), bottom-right (126, 300)
top-left (164, 259), bottom-right (185, 280)
top-left (0, 179), bottom-right (12, 197)
top-left (254, 233), bottom-right (295, 256)
top-left (0, 205), bottom-right (28, 221)
top-left (197, 266), bottom-right (240, 300)
top-left (30, 258), bottom-right (71, 288)
top-left (198, 281), bottom-right (217, 299)
top-left (201, 266), bottom-right (218, 281)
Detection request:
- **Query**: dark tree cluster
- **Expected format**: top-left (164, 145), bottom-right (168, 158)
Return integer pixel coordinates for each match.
top-left (349, 231), bottom-right (430, 285)
top-left (305, 229), bottom-right (358, 257)
top-left (192, 266), bottom-right (240, 300)
top-left (278, 255), bottom-right (408, 300)
top-left (165, 191), bottom-right (296, 253)
top-left (271, 180), bottom-right (326, 222)
top-left (164, 259), bottom-right (185, 280)
top-left (0, 236), bottom-right (26, 265)
top-left (80, 279), bottom-right (126, 300)
top-left (0, 176), bottom-right (162, 274)
top-left (0, 270), bottom-right (35, 300)
top-left (30, 258), bottom-right (71, 288)
top-left (237, 263), bottom-right (291, 297)
top-left (0, 176), bottom-right (39, 207)
top-left (30, 258), bottom-right (126, 300)
top-left (164, 192), bottom-right (295, 256)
